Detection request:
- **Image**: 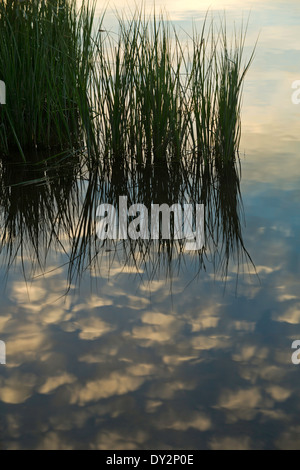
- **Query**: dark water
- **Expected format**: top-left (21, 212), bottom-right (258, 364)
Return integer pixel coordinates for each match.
top-left (0, 0), bottom-right (300, 450)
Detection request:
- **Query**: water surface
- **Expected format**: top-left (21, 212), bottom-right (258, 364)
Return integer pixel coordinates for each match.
top-left (0, 0), bottom-right (300, 450)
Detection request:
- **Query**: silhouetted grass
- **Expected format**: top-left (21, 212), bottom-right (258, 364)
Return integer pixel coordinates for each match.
top-left (92, 11), bottom-right (255, 167)
top-left (0, 0), bottom-right (96, 160)
top-left (0, 4), bottom-right (255, 166)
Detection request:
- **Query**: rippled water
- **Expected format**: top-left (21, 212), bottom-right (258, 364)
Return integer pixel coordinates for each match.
top-left (0, 0), bottom-right (300, 450)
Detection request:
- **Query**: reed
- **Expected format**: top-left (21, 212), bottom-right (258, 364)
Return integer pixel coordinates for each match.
top-left (0, 4), bottom-right (255, 166)
top-left (0, 0), bottom-right (96, 160)
top-left (92, 11), bottom-right (255, 168)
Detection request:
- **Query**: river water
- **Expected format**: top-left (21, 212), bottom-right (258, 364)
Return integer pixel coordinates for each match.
top-left (0, 0), bottom-right (299, 450)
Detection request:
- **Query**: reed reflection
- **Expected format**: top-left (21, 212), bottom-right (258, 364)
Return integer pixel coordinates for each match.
top-left (0, 153), bottom-right (253, 290)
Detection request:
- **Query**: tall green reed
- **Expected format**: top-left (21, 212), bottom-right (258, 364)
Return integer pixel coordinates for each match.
top-left (0, 0), bottom-right (96, 161)
top-left (92, 11), bottom-right (255, 168)
top-left (0, 4), bottom-right (255, 167)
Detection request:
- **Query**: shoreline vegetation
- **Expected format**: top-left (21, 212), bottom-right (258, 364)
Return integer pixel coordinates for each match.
top-left (0, 0), bottom-right (256, 168)
top-left (0, 1), bottom-right (257, 285)
top-left (0, 0), bottom-right (95, 160)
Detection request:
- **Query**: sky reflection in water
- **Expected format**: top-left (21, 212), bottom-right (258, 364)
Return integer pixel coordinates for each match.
top-left (0, 0), bottom-right (300, 450)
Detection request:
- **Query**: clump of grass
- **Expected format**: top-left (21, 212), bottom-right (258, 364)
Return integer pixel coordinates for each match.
top-left (0, 0), bottom-right (96, 160)
top-left (0, 4), bottom-right (255, 167)
top-left (214, 23), bottom-right (255, 166)
top-left (94, 12), bottom-right (190, 165)
top-left (92, 11), bottom-right (255, 168)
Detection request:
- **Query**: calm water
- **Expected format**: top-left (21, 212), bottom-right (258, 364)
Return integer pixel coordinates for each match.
top-left (0, 0), bottom-right (300, 450)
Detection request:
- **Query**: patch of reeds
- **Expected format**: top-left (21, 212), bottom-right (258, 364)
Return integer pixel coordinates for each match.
top-left (0, 4), bottom-right (255, 166)
top-left (92, 11), bottom-right (255, 168)
top-left (0, 0), bottom-right (96, 160)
